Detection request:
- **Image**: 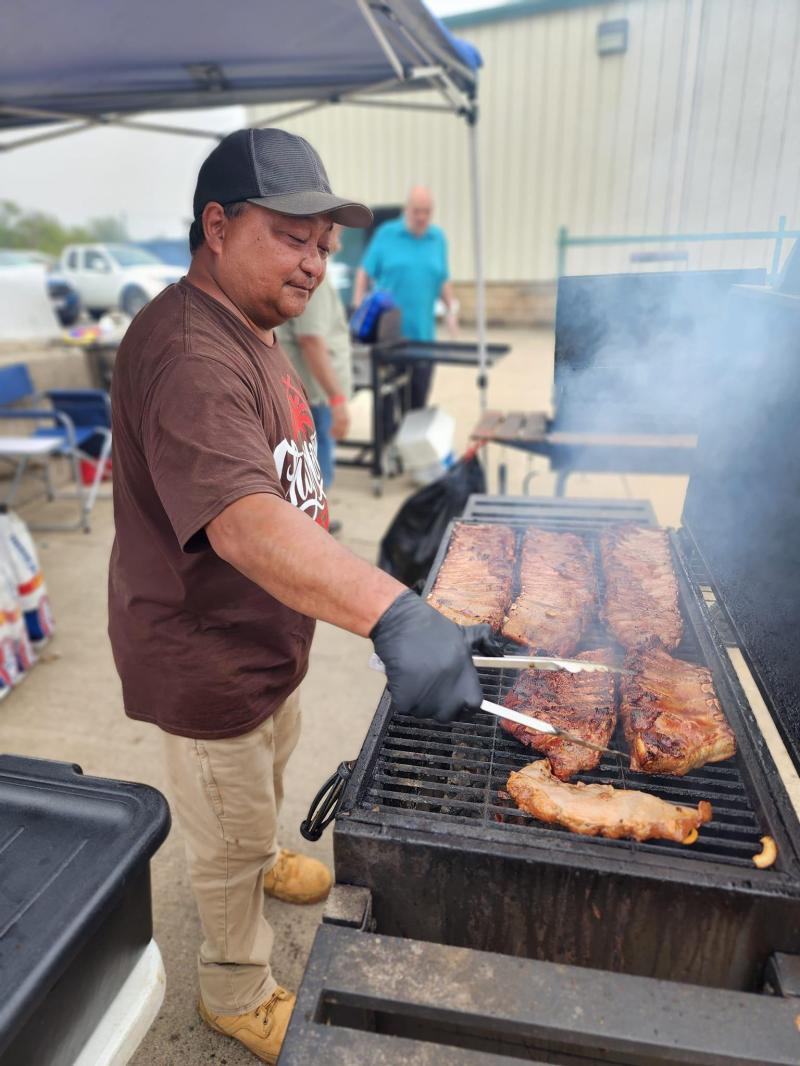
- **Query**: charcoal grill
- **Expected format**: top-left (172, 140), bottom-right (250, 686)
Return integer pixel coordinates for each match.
top-left (282, 282), bottom-right (800, 1064)
top-left (333, 496), bottom-right (800, 992)
top-left (283, 498), bottom-right (800, 1064)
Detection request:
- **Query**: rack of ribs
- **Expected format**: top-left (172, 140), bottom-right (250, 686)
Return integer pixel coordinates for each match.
top-left (501, 527), bottom-right (597, 655)
top-left (619, 640), bottom-right (737, 775)
top-left (427, 522), bottom-right (515, 630)
top-left (500, 649), bottom-right (617, 780)
top-left (599, 525), bottom-right (683, 651)
top-left (507, 759), bottom-right (712, 843)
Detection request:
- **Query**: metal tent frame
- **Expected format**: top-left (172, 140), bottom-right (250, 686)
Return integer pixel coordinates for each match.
top-left (0, 0), bottom-right (490, 409)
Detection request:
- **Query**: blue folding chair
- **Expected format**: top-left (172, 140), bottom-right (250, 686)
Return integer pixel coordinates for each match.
top-left (0, 364), bottom-right (112, 532)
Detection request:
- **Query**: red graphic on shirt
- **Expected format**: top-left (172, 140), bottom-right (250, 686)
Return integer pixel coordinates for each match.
top-left (284, 374), bottom-right (315, 442)
top-left (274, 375), bottom-right (329, 529)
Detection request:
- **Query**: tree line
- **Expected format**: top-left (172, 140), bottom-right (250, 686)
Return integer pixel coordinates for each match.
top-left (0, 200), bottom-right (130, 257)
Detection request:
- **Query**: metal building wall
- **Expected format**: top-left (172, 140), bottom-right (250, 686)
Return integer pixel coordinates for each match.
top-left (249, 0), bottom-right (800, 282)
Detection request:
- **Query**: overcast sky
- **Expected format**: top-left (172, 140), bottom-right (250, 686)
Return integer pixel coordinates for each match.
top-left (0, 0), bottom-right (504, 240)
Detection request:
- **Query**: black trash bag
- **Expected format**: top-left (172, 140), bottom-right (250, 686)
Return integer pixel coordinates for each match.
top-left (378, 453), bottom-right (486, 588)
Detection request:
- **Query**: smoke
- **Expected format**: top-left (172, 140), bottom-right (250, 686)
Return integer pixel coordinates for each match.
top-left (552, 260), bottom-right (800, 759)
top-left (552, 268), bottom-right (766, 435)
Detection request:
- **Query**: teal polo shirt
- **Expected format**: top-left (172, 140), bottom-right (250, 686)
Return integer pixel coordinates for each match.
top-left (360, 218), bottom-right (449, 341)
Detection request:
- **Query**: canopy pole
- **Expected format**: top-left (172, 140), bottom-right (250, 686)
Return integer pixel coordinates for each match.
top-left (343, 97), bottom-right (455, 113)
top-left (253, 77), bottom-right (415, 130)
top-left (468, 109), bottom-right (488, 413)
top-left (255, 99), bottom-right (328, 127)
top-left (0, 103), bottom-right (226, 141)
top-left (0, 121), bottom-right (95, 152)
top-left (357, 0), bottom-right (406, 81)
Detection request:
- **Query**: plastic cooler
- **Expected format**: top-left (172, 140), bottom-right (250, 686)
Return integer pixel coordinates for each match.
top-left (395, 407), bottom-right (456, 484)
top-left (0, 755), bottom-right (170, 1066)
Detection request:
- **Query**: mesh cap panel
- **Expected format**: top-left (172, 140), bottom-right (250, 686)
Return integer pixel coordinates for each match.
top-left (250, 129), bottom-right (331, 196)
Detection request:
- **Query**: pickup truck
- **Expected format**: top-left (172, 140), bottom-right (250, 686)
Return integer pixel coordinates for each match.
top-left (58, 243), bottom-right (184, 318)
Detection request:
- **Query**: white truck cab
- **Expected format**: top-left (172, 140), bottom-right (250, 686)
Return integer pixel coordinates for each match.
top-left (59, 243), bottom-right (183, 318)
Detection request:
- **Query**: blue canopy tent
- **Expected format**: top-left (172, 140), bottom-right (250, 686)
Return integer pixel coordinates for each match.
top-left (0, 0), bottom-right (490, 406)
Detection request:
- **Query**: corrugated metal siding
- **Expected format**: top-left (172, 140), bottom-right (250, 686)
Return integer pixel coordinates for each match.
top-left (249, 0), bottom-right (800, 282)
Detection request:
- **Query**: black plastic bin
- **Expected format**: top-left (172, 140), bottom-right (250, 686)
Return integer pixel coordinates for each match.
top-left (0, 755), bottom-right (170, 1066)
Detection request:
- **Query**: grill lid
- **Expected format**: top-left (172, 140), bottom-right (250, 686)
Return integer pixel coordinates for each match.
top-left (681, 284), bottom-right (800, 771)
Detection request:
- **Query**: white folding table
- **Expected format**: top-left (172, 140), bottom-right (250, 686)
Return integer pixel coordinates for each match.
top-left (0, 434), bottom-right (109, 532)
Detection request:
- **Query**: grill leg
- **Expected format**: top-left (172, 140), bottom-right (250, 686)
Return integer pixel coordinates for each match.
top-left (322, 885), bottom-right (373, 931)
top-left (370, 352), bottom-right (383, 496)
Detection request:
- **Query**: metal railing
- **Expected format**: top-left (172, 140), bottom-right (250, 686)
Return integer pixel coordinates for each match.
top-left (556, 215), bottom-right (800, 278)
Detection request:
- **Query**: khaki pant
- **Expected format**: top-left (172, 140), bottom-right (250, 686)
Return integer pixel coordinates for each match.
top-left (162, 691), bottom-right (302, 1014)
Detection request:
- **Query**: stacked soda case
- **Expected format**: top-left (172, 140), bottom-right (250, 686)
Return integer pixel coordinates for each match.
top-left (0, 507), bottom-right (54, 699)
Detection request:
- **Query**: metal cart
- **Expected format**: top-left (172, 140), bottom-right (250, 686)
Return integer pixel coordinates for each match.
top-left (339, 319), bottom-right (510, 495)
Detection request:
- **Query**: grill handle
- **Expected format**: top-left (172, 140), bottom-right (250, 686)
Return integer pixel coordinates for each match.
top-left (300, 760), bottom-right (356, 842)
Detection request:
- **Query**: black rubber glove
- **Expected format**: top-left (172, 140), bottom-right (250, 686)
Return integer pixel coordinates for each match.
top-left (461, 624), bottom-right (507, 658)
top-left (371, 589), bottom-right (491, 722)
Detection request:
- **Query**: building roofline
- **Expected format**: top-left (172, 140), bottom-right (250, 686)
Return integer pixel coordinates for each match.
top-left (444, 0), bottom-right (605, 30)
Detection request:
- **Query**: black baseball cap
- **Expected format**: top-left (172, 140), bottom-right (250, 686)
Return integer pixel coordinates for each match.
top-left (193, 128), bottom-right (372, 228)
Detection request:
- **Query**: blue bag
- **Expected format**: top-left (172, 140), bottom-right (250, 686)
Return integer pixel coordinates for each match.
top-left (350, 291), bottom-right (397, 342)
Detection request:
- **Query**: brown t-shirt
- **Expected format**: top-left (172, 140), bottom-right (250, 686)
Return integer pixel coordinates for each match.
top-left (108, 279), bottom-right (328, 739)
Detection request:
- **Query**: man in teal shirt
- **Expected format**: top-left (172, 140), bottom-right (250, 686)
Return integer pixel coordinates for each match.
top-left (354, 186), bottom-right (458, 409)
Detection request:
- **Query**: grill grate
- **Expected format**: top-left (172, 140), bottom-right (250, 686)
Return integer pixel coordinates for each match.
top-left (366, 714), bottom-right (764, 868)
top-left (360, 501), bottom-right (768, 869)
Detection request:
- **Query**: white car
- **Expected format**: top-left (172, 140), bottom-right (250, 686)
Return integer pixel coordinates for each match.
top-left (58, 243), bottom-right (183, 318)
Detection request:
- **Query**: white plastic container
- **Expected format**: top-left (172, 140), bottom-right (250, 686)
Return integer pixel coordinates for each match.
top-left (4, 509), bottom-right (55, 648)
top-left (72, 939), bottom-right (166, 1066)
top-left (0, 554), bottom-right (34, 685)
top-left (409, 451), bottom-right (457, 486)
top-left (0, 603), bottom-right (14, 699)
top-left (395, 406), bottom-right (455, 472)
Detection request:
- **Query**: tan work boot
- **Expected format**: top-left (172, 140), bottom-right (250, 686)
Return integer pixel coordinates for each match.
top-left (199, 987), bottom-right (295, 1064)
top-left (263, 849), bottom-right (332, 904)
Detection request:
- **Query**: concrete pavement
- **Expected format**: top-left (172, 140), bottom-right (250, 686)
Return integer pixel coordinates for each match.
top-left (0, 326), bottom-right (689, 1064)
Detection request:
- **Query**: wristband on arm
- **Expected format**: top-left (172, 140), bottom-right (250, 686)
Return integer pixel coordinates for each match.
top-left (329, 394), bottom-right (347, 408)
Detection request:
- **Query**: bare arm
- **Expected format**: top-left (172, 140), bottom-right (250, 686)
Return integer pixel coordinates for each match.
top-left (297, 334), bottom-right (350, 439)
top-left (353, 267), bottom-right (371, 308)
top-left (206, 493), bottom-right (403, 636)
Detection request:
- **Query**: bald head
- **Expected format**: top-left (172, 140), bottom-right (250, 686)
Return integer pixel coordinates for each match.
top-left (405, 186), bottom-right (434, 236)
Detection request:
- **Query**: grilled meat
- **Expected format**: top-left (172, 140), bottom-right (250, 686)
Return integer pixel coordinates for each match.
top-left (501, 649), bottom-right (617, 779)
top-left (501, 527), bottom-right (596, 655)
top-left (427, 522), bottom-right (515, 629)
top-left (507, 759), bottom-right (712, 843)
top-left (599, 525), bottom-right (683, 651)
top-left (620, 640), bottom-right (736, 775)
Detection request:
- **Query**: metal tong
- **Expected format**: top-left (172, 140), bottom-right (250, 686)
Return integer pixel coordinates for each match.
top-left (479, 697), bottom-right (629, 761)
top-left (472, 654), bottom-right (632, 676)
top-left (475, 648), bottom-right (631, 758)
top-left (369, 653), bottom-right (630, 761)
top-left (474, 655), bottom-right (631, 760)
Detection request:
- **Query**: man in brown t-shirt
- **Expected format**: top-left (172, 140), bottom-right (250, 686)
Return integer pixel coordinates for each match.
top-left (108, 128), bottom-right (494, 1064)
